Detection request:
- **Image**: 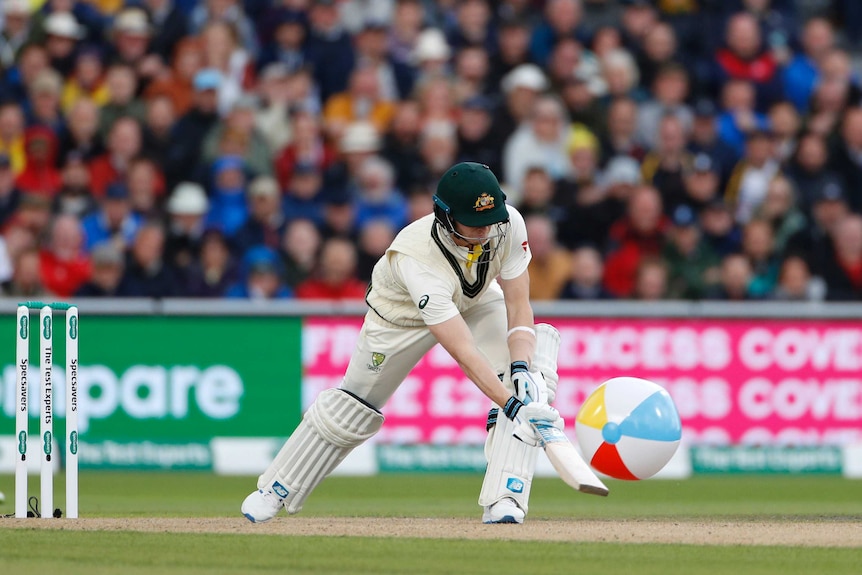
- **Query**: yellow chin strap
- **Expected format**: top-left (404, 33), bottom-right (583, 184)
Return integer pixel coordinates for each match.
top-left (466, 244), bottom-right (484, 269)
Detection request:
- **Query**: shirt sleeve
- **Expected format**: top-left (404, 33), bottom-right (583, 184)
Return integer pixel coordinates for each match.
top-left (392, 253), bottom-right (461, 326)
top-left (499, 206), bottom-right (531, 280)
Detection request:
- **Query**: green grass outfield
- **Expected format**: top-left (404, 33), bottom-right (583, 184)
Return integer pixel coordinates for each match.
top-left (1, 473), bottom-right (861, 575)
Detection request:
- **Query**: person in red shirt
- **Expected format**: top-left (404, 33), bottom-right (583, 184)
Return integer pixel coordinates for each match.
top-left (88, 116), bottom-right (143, 197)
top-left (15, 127), bottom-right (62, 197)
top-left (295, 236), bottom-right (367, 300)
top-left (603, 185), bottom-right (669, 298)
top-left (39, 213), bottom-right (92, 297)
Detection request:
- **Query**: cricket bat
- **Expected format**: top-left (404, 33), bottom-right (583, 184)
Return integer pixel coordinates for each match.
top-left (534, 422), bottom-right (609, 497)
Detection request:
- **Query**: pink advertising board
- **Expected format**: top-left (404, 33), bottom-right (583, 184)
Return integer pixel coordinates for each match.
top-left (303, 318), bottom-right (862, 446)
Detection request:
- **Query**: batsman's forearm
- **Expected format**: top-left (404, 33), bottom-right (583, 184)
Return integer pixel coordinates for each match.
top-left (455, 354), bottom-right (513, 408)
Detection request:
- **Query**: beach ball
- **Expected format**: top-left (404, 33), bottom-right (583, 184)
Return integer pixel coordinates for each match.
top-left (575, 377), bottom-right (682, 480)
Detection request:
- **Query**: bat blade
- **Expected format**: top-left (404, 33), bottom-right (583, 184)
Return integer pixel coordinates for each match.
top-left (535, 423), bottom-right (609, 497)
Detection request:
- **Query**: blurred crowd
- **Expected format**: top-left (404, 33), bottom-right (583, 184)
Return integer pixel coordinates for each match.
top-left (1, 0), bottom-right (862, 302)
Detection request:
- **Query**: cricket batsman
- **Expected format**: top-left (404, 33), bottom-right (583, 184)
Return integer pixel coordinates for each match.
top-left (242, 162), bottom-right (564, 524)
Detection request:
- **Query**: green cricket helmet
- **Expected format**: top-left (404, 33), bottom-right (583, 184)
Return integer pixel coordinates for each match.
top-left (433, 162), bottom-right (509, 227)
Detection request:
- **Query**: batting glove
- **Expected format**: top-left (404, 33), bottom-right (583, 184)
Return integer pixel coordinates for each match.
top-left (502, 396), bottom-right (564, 447)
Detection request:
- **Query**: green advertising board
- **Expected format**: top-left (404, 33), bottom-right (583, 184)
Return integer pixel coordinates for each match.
top-left (0, 315), bottom-right (303, 469)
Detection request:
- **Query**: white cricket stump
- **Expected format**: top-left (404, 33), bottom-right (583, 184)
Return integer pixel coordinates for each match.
top-left (66, 306), bottom-right (79, 519)
top-left (15, 305), bottom-right (29, 518)
top-left (40, 305), bottom-right (53, 519)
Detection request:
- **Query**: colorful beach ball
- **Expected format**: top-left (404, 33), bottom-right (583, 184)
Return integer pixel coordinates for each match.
top-left (575, 377), bottom-right (682, 480)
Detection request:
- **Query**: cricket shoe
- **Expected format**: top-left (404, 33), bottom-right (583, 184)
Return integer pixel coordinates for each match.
top-left (482, 497), bottom-right (525, 524)
top-left (241, 485), bottom-right (286, 523)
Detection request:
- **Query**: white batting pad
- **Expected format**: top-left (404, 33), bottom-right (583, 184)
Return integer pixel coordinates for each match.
top-left (257, 388), bottom-right (384, 514)
top-left (533, 323), bottom-right (561, 403)
top-left (478, 414), bottom-right (539, 513)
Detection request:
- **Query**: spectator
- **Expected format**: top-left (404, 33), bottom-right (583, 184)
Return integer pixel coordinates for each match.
top-left (60, 45), bottom-right (109, 113)
top-left (98, 63), bottom-right (146, 137)
top-left (356, 218), bottom-right (395, 282)
top-left (525, 214), bottom-right (571, 301)
top-left (27, 68), bottom-right (65, 134)
top-left (142, 0), bottom-right (191, 65)
top-left (636, 21), bottom-right (682, 94)
top-left (663, 204), bottom-right (721, 299)
top-left (636, 63), bottom-right (692, 150)
top-left (741, 217), bottom-right (780, 298)
top-left (600, 96), bottom-right (646, 165)
top-left (81, 182), bottom-right (142, 252)
top-left (712, 12), bottom-right (782, 111)
top-left (126, 157), bottom-right (164, 218)
top-left (785, 181), bottom-right (849, 266)
top-left (599, 48), bottom-right (647, 104)
top-left (641, 113), bottom-right (694, 215)
top-left (556, 154), bottom-right (636, 251)
top-left (447, 0), bottom-right (495, 54)
top-left (681, 153), bottom-right (722, 211)
top-left (829, 106), bottom-right (862, 213)
top-left (3, 43), bottom-right (50, 107)
top-left (603, 185), bottom-right (668, 298)
top-left (198, 20), bottom-right (253, 116)
top-left (205, 155), bottom-right (249, 237)
top-left (122, 220), bottom-right (182, 297)
top-left (109, 7), bottom-right (161, 80)
top-left (58, 98), bottom-right (103, 165)
top-left (632, 256), bottom-right (669, 301)
top-left (804, 49), bottom-right (859, 139)
top-left (227, 244), bottom-right (293, 299)
top-left (295, 236), bottom-right (366, 300)
top-left (163, 68), bottom-right (221, 187)
top-left (417, 119), bottom-right (458, 184)
top-left (164, 181), bottom-right (209, 274)
top-left (489, 63), bottom-right (548, 150)
top-left (716, 79), bottom-right (768, 156)
top-left (89, 116), bottom-right (143, 198)
top-left (54, 152), bottom-right (97, 218)
top-left (767, 99), bottom-right (800, 165)
top-left (560, 245), bottom-right (613, 300)
top-left (688, 98), bottom-right (738, 187)
top-left (16, 126), bottom-right (62, 197)
top-left (770, 255), bottom-right (825, 301)
top-left (252, 63), bottom-right (293, 156)
top-left (488, 16), bottom-right (532, 90)
top-left (516, 165), bottom-right (566, 225)
top-left (455, 95), bottom-right (501, 181)
top-left (274, 109), bottom-right (333, 187)
top-left (39, 214), bottom-right (92, 297)
top-left (257, 10), bottom-right (308, 76)
top-left (754, 174), bottom-right (806, 254)
top-left (529, 0), bottom-right (588, 67)
top-left (560, 73), bottom-right (605, 142)
top-left (234, 175), bottom-right (286, 254)
top-left (6, 248), bottom-right (44, 297)
top-left (305, 0), bottom-right (355, 103)
top-left (143, 36), bottom-right (202, 117)
top-left (75, 241), bottom-right (133, 297)
top-left (0, 1), bottom-right (31, 72)
top-left (782, 17), bottom-right (834, 113)
top-left (451, 44), bottom-right (492, 103)
top-left (201, 94), bottom-right (273, 178)
top-left (785, 132), bottom-right (842, 215)
top-left (141, 95), bottom-right (176, 167)
top-left (704, 252), bottom-right (755, 300)
top-left (186, 227), bottom-right (237, 297)
top-left (280, 218), bottom-right (321, 289)
top-left (818, 214), bottom-right (862, 301)
top-left (323, 62), bottom-right (396, 140)
top-left (502, 95), bottom-right (571, 196)
top-left (351, 19), bottom-right (406, 101)
top-left (724, 129), bottom-right (780, 224)
top-left (190, 0), bottom-right (259, 61)
top-left (42, 11), bottom-right (84, 77)
top-left (354, 156), bottom-right (407, 231)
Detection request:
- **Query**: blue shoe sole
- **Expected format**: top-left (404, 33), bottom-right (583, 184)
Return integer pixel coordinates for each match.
top-left (483, 515), bottom-right (518, 524)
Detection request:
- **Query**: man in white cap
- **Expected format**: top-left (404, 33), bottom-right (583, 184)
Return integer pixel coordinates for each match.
top-left (490, 64), bottom-right (548, 149)
top-left (164, 181), bottom-right (210, 276)
top-left (43, 11), bottom-right (85, 76)
top-left (1, 0), bottom-right (32, 70)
